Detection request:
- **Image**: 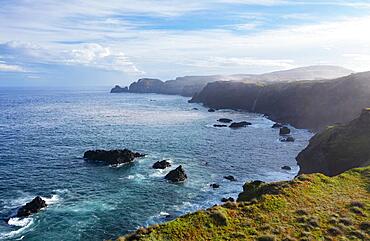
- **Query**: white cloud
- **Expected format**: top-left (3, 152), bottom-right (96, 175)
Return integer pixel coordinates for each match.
top-left (0, 62), bottom-right (27, 72)
top-left (186, 57), bottom-right (295, 69)
top-left (2, 41), bottom-right (143, 74)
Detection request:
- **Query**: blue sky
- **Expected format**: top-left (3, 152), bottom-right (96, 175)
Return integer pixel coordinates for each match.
top-left (0, 0), bottom-right (370, 86)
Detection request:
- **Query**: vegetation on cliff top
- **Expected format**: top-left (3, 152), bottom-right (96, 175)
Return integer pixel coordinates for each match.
top-left (117, 166), bottom-right (369, 241)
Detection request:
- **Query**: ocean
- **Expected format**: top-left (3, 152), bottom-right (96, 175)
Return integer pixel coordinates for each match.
top-left (0, 88), bottom-right (312, 241)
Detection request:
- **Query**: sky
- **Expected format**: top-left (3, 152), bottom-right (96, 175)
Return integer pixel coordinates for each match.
top-left (0, 0), bottom-right (370, 86)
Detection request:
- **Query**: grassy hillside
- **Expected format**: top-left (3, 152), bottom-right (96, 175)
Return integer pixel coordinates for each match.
top-left (117, 166), bottom-right (369, 241)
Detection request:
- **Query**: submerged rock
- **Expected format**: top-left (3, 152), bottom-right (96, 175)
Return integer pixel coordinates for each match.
top-left (208, 108), bottom-right (216, 112)
top-left (192, 108), bottom-right (199, 110)
top-left (218, 118), bottom-right (233, 123)
top-left (281, 136), bottom-right (295, 142)
top-left (223, 175), bottom-right (237, 181)
top-left (229, 121), bottom-right (251, 128)
top-left (279, 127), bottom-right (291, 135)
top-left (221, 197), bottom-right (234, 202)
top-left (83, 149), bottom-right (145, 165)
top-left (272, 123), bottom-right (283, 128)
top-left (213, 124), bottom-right (227, 128)
top-left (152, 160), bottom-right (171, 169)
top-left (165, 165), bottom-right (187, 182)
top-left (210, 183), bottom-right (220, 188)
top-left (110, 85), bottom-right (129, 93)
top-left (281, 166), bottom-right (292, 170)
top-left (16, 196), bottom-right (47, 218)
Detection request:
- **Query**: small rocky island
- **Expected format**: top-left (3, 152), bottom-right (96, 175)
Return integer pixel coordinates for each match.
top-left (16, 196), bottom-right (47, 218)
top-left (83, 149), bottom-right (145, 165)
top-left (164, 165), bottom-right (187, 182)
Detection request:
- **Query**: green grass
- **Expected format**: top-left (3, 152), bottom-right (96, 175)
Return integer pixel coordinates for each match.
top-left (117, 166), bottom-right (369, 241)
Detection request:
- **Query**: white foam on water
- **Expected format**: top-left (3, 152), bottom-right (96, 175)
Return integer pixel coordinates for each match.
top-left (159, 212), bottom-right (170, 216)
top-left (41, 194), bottom-right (60, 205)
top-left (1, 218), bottom-right (34, 240)
top-left (123, 174), bottom-right (146, 180)
top-left (149, 171), bottom-right (166, 178)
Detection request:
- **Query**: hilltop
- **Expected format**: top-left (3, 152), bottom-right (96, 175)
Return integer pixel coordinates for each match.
top-left (111, 65), bottom-right (352, 97)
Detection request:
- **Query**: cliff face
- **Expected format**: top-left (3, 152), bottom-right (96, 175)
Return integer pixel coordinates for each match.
top-left (190, 72), bottom-right (370, 130)
top-left (129, 78), bottom-right (164, 93)
top-left (118, 166), bottom-right (370, 241)
top-left (296, 109), bottom-right (370, 176)
top-left (111, 65), bottom-right (353, 97)
top-left (111, 85), bottom-right (129, 93)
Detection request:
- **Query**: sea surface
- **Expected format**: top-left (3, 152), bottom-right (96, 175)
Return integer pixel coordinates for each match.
top-left (0, 88), bottom-right (313, 241)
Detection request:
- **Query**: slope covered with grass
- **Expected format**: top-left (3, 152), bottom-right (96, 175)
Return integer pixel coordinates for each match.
top-left (118, 166), bottom-right (369, 241)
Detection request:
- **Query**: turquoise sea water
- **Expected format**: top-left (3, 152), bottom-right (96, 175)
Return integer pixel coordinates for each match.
top-left (0, 88), bottom-right (312, 241)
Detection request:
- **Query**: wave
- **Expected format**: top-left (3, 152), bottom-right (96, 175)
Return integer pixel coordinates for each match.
top-left (0, 218), bottom-right (33, 240)
top-left (41, 194), bottom-right (61, 205)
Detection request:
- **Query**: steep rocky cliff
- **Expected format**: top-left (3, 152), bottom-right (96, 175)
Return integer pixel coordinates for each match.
top-left (111, 65), bottom-right (352, 97)
top-left (190, 72), bottom-right (370, 130)
top-left (296, 109), bottom-right (370, 176)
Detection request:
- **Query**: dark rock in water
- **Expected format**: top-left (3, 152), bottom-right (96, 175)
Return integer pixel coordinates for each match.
top-left (281, 166), bottom-right (292, 170)
top-left (192, 108), bottom-right (199, 110)
top-left (110, 85), bottom-right (129, 93)
top-left (165, 165), bottom-right (187, 182)
top-left (152, 160), bottom-right (171, 169)
top-left (16, 196), bottom-right (47, 218)
top-left (221, 197), bottom-right (234, 202)
top-left (229, 121), bottom-right (251, 128)
top-left (279, 127), bottom-right (291, 135)
top-left (272, 123), bottom-right (283, 128)
top-left (218, 118), bottom-right (232, 123)
top-left (208, 108), bottom-right (216, 112)
top-left (281, 136), bottom-right (295, 142)
top-left (224, 175), bottom-right (236, 181)
top-left (297, 108), bottom-right (370, 176)
top-left (210, 183), bottom-right (220, 188)
top-left (83, 149), bottom-right (145, 165)
top-left (213, 124), bottom-right (227, 128)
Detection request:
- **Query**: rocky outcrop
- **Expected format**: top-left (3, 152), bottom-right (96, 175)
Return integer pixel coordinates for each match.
top-left (16, 196), bottom-right (47, 218)
top-left (229, 121), bottom-right (251, 128)
top-left (223, 175), bottom-right (236, 181)
top-left (213, 124), bottom-right (227, 127)
top-left (83, 149), bottom-right (145, 165)
top-left (210, 183), bottom-right (220, 188)
top-left (218, 118), bottom-right (233, 123)
top-left (208, 108), bottom-right (216, 112)
top-left (152, 160), bottom-right (171, 169)
top-left (281, 166), bottom-right (292, 170)
top-left (281, 136), bottom-right (295, 142)
top-left (296, 109), bottom-right (370, 176)
top-left (279, 127), bottom-right (291, 135)
top-left (190, 72), bottom-right (370, 131)
top-left (129, 78), bottom-right (164, 93)
top-left (164, 165), bottom-right (187, 182)
top-left (110, 85), bottom-right (129, 93)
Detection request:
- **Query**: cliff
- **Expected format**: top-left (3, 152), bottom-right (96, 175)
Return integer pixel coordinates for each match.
top-left (296, 109), bottom-right (370, 176)
top-left (118, 166), bottom-right (369, 241)
top-left (128, 78), bottom-right (164, 93)
top-left (111, 85), bottom-right (129, 93)
top-left (111, 65), bottom-right (352, 97)
top-left (190, 71), bottom-right (370, 130)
